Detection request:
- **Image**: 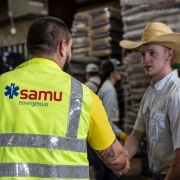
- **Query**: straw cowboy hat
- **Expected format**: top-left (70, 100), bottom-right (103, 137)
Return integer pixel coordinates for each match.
top-left (119, 22), bottom-right (180, 63)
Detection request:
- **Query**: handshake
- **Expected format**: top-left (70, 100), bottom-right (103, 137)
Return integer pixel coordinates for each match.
top-left (112, 132), bottom-right (130, 177)
top-left (111, 132), bottom-right (130, 177)
top-left (96, 138), bottom-right (130, 178)
top-left (113, 150), bottom-right (130, 177)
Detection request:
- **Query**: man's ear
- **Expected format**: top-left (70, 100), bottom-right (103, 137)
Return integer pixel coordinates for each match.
top-left (167, 49), bottom-right (174, 61)
top-left (59, 40), bottom-right (66, 57)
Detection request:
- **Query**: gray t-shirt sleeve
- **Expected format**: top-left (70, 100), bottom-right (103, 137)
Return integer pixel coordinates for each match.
top-left (98, 87), bottom-right (122, 136)
top-left (99, 89), bottom-right (115, 119)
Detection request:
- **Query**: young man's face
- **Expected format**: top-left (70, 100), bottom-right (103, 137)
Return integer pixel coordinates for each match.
top-left (140, 44), bottom-right (172, 82)
top-left (111, 70), bottom-right (122, 81)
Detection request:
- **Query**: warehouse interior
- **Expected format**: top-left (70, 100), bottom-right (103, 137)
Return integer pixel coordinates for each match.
top-left (1, 0), bottom-right (180, 180)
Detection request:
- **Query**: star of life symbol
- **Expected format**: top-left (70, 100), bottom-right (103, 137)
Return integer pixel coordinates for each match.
top-left (4, 83), bottom-right (19, 99)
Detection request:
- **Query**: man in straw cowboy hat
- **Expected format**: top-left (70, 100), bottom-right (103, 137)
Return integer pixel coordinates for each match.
top-left (120, 22), bottom-right (180, 180)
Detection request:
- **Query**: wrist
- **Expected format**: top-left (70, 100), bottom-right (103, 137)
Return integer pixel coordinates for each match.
top-left (119, 159), bottom-right (126, 171)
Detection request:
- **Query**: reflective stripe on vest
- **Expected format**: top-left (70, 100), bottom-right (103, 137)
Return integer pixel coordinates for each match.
top-left (0, 77), bottom-right (89, 179)
top-left (0, 133), bottom-right (86, 152)
top-left (0, 163), bottom-right (89, 178)
top-left (66, 77), bottom-right (83, 138)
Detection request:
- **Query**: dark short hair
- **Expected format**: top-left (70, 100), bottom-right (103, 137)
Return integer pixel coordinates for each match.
top-left (102, 60), bottom-right (114, 78)
top-left (27, 16), bottom-right (71, 56)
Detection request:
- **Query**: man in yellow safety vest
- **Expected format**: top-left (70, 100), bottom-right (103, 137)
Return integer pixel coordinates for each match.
top-left (0, 16), bottom-right (130, 180)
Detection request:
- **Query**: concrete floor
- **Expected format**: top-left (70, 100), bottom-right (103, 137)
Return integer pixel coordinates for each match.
top-left (90, 157), bottom-right (152, 180)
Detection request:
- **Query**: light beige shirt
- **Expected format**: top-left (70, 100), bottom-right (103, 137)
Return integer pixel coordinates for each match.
top-left (84, 76), bottom-right (101, 94)
top-left (134, 70), bottom-right (180, 174)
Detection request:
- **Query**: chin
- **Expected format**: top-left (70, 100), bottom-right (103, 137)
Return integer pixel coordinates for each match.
top-left (145, 71), bottom-right (153, 76)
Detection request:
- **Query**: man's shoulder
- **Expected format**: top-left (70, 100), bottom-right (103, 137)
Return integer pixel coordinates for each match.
top-left (101, 80), bottom-right (114, 90)
top-left (98, 83), bottom-right (114, 95)
top-left (168, 77), bottom-right (180, 98)
top-left (90, 76), bottom-right (101, 83)
top-left (86, 76), bottom-right (101, 85)
top-left (170, 76), bottom-right (180, 91)
top-left (0, 69), bottom-right (16, 80)
top-left (173, 76), bottom-right (180, 83)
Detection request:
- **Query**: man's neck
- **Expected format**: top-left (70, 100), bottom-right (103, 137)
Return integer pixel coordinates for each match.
top-left (107, 77), bottom-right (116, 85)
top-left (29, 54), bottom-right (63, 69)
top-left (153, 68), bottom-right (173, 84)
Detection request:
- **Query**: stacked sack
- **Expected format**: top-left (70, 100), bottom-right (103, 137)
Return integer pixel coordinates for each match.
top-left (120, 0), bottom-right (180, 41)
top-left (70, 12), bottom-right (100, 83)
top-left (88, 6), bottom-right (123, 57)
top-left (71, 12), bottom-right (92, 57)
top-left (70, 6), bottom-right (124, 85)
top-left (71, 6), bottom-right (123, 58)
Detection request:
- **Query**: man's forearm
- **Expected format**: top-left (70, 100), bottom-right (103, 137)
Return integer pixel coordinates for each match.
top-left (165, 167), bottom-right (180, 180)
top-left (165, 148), bottom-right (180, 180)
top-left (124, 137), bottom-right (139, 160)
top-left (95, 138), bottom-right (127, 170)
top-left (124, 129), bottom-right (144, 160)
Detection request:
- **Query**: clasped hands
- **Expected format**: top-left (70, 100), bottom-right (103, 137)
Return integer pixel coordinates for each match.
top-left (113, 150), bottom-right (130, 177)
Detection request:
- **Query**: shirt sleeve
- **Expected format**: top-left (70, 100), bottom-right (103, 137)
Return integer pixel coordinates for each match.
top-left (99, 88), bottom-right (115, 120)
top-left (167, 91), bottom-right (180, 151)
top-left (98, 87), bottom-right (121, 136)
top-left (87, 90), bottom-right (116, 150)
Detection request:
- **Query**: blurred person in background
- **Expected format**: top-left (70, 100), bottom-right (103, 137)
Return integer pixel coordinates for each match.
top-left (120, 22), bottom-right (180, 180)
top-left (98, 59), bottom-right (128, 143)
top-left (0, 52), bottom-right (25, 75)
top-left (88, 59), bottom-right (129, 180)
top-left (84, 63), bottom-right (101, 171)
top-left (0, 16), bottom-right (130, 180)
top-left (84, 63), bottom-right (101, 93)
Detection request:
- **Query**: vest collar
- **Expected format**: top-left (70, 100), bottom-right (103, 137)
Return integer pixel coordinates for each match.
top-left (16, 58), bottom-right (62, 71)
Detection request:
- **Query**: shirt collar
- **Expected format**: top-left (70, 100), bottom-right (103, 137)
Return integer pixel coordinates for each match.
top-left (150, 70), bottom-right (178, 92)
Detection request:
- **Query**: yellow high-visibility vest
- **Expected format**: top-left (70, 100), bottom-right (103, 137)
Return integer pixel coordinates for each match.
top-left (0, 58), bottom-right (92, 180)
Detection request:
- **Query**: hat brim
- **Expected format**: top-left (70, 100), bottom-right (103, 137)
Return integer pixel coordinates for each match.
top-left (120, 33), bottom-right (180, 64)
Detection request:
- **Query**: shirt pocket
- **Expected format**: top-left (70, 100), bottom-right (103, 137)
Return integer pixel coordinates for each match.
top-left (149, 107), bottom-right (166, 141)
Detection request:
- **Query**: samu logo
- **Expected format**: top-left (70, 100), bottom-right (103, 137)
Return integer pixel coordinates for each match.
top-left (4, 83), bottom-right (62, 101)
top-left (4, 83), bottom-right (19, 99)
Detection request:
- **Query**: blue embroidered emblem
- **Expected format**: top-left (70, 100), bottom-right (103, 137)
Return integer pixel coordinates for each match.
top-left (4, 83), bottom-right (19, 99)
